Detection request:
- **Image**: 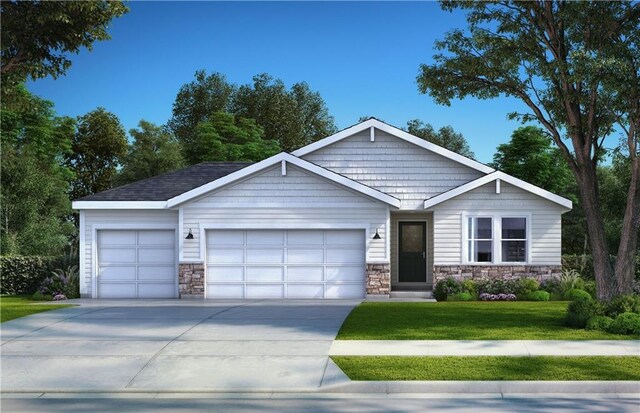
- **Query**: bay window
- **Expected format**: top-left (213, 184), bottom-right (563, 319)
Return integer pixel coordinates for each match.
top-left (465, 214), bottom-right (528, 264)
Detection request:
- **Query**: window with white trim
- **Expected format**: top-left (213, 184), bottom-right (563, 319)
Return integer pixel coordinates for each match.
top-left (501, 217), bottom-right (527, 262)
top-left (467, 217), bottom-right (493, 262)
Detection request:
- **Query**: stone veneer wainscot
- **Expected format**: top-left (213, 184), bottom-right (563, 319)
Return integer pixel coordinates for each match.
top-left (179, 263), bottom-right (205, 298)
top-left (433, 265), bottom-right (562, 283)
top-left (366, 263), bottom-right (391, 295)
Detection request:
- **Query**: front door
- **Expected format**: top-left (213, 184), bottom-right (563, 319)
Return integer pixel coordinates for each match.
top-left (399, 222), bottom-right (427, 283)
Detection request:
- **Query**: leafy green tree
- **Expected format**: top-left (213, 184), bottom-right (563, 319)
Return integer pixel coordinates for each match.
top-left (417, 1), bottom-right (640, 299)
top-left (116, 121), bottom-right (184, 186)
top-left (168, 70), bottom-right (236, 155)
top-left (1, 86), bottom-right (75, 255)
top-left (188, 112), bottom-right (280, 164)
top-left (491, 126), bottom-right (572, 194)
top-left (66, 108), bottom-right (127, 200)
top-left (0, 1), bottom-right (128, 94)
top-left (406, 119), bottom-right (475, 158)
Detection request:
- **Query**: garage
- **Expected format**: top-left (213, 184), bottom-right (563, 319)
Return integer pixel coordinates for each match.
top-left (206, 229), bottom-right (365, 299)
top-left (96, 229), bottom-right (177, 298)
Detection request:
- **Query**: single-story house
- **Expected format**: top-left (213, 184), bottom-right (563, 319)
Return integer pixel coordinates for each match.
top-left (72, 118), bottom-right (572, 299)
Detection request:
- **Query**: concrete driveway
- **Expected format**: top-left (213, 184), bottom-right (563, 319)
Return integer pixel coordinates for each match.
top-left (0, 299), bottom-right (359, 392)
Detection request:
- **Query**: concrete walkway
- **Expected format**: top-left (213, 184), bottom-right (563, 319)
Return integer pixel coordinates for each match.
top-left (329, 340), bottom-right (640, 356)
top-left (1, 299), bottom-right (359, 392)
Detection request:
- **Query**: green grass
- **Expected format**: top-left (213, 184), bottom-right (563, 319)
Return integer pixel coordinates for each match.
top-left (0, 295), bottom-right (73, 322)
top-left (332, 356), bottom-right (640, 381)
top-left (337, 302), bottom-right (639, 340)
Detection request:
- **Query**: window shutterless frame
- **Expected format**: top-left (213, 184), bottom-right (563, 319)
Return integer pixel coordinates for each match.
top-left (461, 212), bottom-right (532, 265)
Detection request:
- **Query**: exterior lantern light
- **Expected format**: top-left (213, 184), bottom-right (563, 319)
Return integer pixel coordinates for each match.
top-left (372, 229), bottom-right (381, 240)
top-left (185, 229), bottom-right (194, 240)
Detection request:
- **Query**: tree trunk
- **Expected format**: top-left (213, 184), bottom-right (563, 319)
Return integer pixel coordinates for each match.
top-left (614, 157), bottom-right (640, 296)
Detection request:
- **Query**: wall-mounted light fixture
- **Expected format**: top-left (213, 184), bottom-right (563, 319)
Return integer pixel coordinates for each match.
top-left (185, 229), bottom-right (194, 240)
top-left (372, 229), bottom-right (381, 240)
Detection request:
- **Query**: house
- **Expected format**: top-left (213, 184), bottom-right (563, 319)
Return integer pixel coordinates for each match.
top-left (72, 119), bottom-right (572, 299)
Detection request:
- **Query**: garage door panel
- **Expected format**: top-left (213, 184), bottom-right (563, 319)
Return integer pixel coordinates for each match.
top-left (208, 266), bottom-right (244, 281)
top-left (138, 283), bottom-right (177, 298)
top-left (138, 247), bottom-right (174, 264)
top-left (325, 283), bottom-right (364, 299)
top-left (287, 230), bottom-right (323, 245)
top-left (138, 230), bottom-right (174, 245)
top-left (98, 231), bottom-right (136, 246)
top-left (287, 266), bottom-right (323, 282)
top-left (326, 231), bottom-right (364, 245)
top-left (246, 230), bottom-right (284, 245)
top-left (287, 248), bottom-right (323, 264)
top-left (246, 266), bottom-right (283, 282)
top-left (326, 248), bottom-right (363, 264)
top-left (325, 265), bottom-right (364, 281)
top-left (207, 284), bottom-right (244, 298)
top-left (246, 249), bottom-right (284, 264)
top-left (99, 248), bottom-right (136, 264)
top-left (138, 266), bottom-right (175, 281)
top-left (287, 284), bottom-right (324, 298)
top-left (208, 231), bottom-right (243, 246)
top-left (208, 248), bottom-right (244, 264)
top-left (99, 266), bottom-right (136, 281)
top-left (246, 284), bottom-right (283, 298)
top-left (99, 283), bottom-right (137, 299)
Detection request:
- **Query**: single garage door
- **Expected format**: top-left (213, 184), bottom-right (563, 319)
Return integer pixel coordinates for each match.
top-left (206, 229), bottom-right (365, 299)
top-left (97, 229), bottom-right (177, 298)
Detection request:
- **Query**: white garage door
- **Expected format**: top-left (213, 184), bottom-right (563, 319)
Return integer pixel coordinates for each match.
top-left (206, 229), bottom-right (365, 299)
top-left (97, 230), bottom-right (177, 298)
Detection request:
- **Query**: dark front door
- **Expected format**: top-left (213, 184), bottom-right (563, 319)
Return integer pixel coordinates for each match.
top-left (399, 222), bottom-right (427, 283)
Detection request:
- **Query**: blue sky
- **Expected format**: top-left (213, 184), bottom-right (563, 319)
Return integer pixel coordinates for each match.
top-left (27, 1), bottom-right (533, 164)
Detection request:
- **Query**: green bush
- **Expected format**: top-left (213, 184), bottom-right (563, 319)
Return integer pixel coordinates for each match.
top-left (448, 292), bottom-right (474, 301)
top-left (434, 277), bottom-right (461, 302)
top-left (540, 277), bottom-right (563, 295)
top-left (475, 278), bottom-right (518, 295)
top-left (31, 291), bottom-right (45, 301)
top-left (38, 264), bottom-right (80, 299)
top-left (526, 290), bottom-right (550, 301)
top-left (558, 269), bottom-right (584, 294)
top-left (515, 277), bottom-right (540, 296)
top-left (585, 316), bottom-right (614, 332)
top-left (563, 288), bottom-right (592, 302)
top-left (583, 281), bottom-right (596, 299)
top-left (461, 279), bottom-right (476, 295)
top-left (0, 256), bottom-right (59, 295)
top-left (607, 312), bottom-right (640, 335)
top-left (605, 295), bottom-right (640, 318)
top-left (565, 299), bottom-right (604, 328)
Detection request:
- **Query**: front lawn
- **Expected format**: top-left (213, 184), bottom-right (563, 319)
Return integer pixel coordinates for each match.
top-left (332, 356), bottom-right (640, 381)
top-left (337, 302), bottom-right (638, 340)
top-left (0, 295), bottom-right (73, 322)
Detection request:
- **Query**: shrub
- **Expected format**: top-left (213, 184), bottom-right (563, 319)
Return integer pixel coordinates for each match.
top-left (527, 290), bottom-right (550, 301)
top-left (515, 278), bottom-right (540, 297)
top-left (607, 312), bottom-right (640, 335)
top-left (633, 280), bottom-right (640, 295)
top-left (540, 277), bottom-right (563, 295)
top-left (0, 256), bottom-right (59, 295)
top-left (475, 278), bottom-right (518, 295)
top-left (565, 299), bottom-right (604, 328)
top-left (434, 277), bottom-right (461, 302)
top-left (563, 289), bottom-right (592, 302)
top-left (562, 255), bottom-right (594, 280)
top-left (586, 316), bottom-right (614, 332)
top-left (460, 279), bottom-right (477, 295)
top-left (31, 291), bottom-right (45, 301)
top-left (582, 281), bottom-right (596, 299)
top-left (558, 269), bottom-right (584, 294)
top-left (479, 293), bottom-right (517, 301)
top-left (605, 295), bottom-right (640, 318)
top-left (38, 264), bottom-right (79, 299)
top-left (53, 294), bottom-right (68, 301)
top-left (448, 292), bottom-right (473, 301)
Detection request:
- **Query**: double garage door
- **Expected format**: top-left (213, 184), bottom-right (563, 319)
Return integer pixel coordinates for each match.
top-left (96, 230), bottom-right (177, 298)
top-left (206, 229), bottom-right (365, 299)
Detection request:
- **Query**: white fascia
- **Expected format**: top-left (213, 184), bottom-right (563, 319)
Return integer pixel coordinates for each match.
top-left (166, 152), bottom-right (401, 208)
top-left (291, 118), bottom-right (495, 174)
top-left (71, 201), bottom-right (167, 210)
top-left (423, 171), bottom-right (573, 210)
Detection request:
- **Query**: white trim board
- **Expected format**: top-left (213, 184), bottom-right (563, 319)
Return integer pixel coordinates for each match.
top-left (291, 118), bottom-right (495, 174)
top-left (72, 201), bottom-right (167, 210)
top-left (166, 152), bottom-right (401, 208)
top-left (423, 171), bottom-right (573, 210)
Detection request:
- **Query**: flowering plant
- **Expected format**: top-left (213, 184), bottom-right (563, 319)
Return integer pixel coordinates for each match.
top-left (479, 293), bottom-right (517, 301)
top-left (53, 294), bottom-right (68, 301)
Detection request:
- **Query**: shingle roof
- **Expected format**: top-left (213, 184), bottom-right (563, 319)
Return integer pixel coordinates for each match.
top-left (76, 162), bottom-right (253, 202)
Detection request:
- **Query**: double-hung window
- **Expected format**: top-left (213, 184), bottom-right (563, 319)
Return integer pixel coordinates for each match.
top-left (465, 215), bottom-right (528, 264)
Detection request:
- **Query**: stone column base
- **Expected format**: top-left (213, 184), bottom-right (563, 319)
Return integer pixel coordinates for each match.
top-left (366, 263), bottom-right (391, 296)
top-left (433, 265), bottom-right (562, 284)
top-left (178, 263), bottom-right (205, 298)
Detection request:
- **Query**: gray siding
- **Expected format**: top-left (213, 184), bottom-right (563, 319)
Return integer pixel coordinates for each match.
top-left (431, 181), bottom-right (565, 265)
top-left (302, 129), bottom-right (484, 209)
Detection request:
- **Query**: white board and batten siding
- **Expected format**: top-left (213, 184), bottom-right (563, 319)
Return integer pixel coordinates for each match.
top-left (80, 210), bottom-right (179, 296)
top-left (301, 130), bottom-right (484, 210)
top-left (182, 164), bottom-right (389, 264)
top-left (430, 181), bottom-right (565, 265)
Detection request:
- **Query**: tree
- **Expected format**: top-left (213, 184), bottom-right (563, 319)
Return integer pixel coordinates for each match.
top-left (66, 108), bottom-right (127, 200)
top-left (168, 70), bottom-right (236, 155)
top-left (116, 121), bottom-right (184, 186)
top-left (406, 119), bottom-right (476, 158)
top-left (188, 112), bottom-right (281, 164)
top-left (0, 1), bottom-right (128, 93)
top-left (417, 1), bottom-right (640, 300)
top-left (1, 86), bottom-right (76, 255)
top-left (491, 126), bottom-right (572, 194)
